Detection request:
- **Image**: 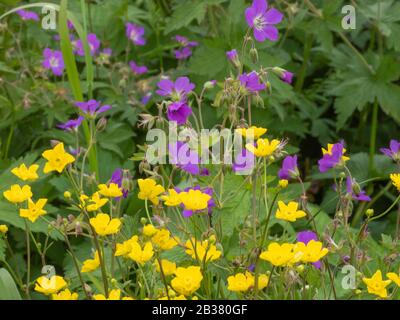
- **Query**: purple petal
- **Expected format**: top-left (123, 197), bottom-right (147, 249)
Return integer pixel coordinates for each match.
top-left (264, 8), bottom-right (283, 24)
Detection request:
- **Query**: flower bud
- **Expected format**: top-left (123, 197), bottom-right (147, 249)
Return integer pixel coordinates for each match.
top-left (355, 289), bottom-right (362, 295)
top-left (140, 217), bottom-right (147, 225)
top-left (204, 80), bottom-right (217, 89)
top-left (250, 47), bottom-right (258, 63)
top-left (96, 117), bottom-right (107, 132)
top-left (365, 209), bottom-right (374, 218)
top-left (278, 179), bottom-right (289, 188)
top-left (67, 214), bottom-right (75, 223)
top-left (296, 264), bottom-right (305, 273)
top-left (64, 191), bottom-right (72, 199)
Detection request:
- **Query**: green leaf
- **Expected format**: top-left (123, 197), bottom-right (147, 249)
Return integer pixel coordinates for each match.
top-left (0, 268), bottom-right (21, 300)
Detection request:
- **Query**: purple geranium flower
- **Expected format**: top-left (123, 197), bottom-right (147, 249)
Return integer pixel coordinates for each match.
top-left (226, 49), bottom-right (238, 61)
top-left (67, 20), bottom-right (74, 29)
top-left (245, 0), bottom-right (283, 42)
top-left (318, 142), bottom-right (347, 173)
top-left (42, 48), bottom-right (65, 76)
top-left (74, 33), bottom-right (100, 56)
top-left (232, 148), bottom-right (255, 174)
top-left (129, 61), bottom-right (148, 75)
top-left (278, 155), bottom-right (299, 180)
top-left (16, 9), bottom-right (39, 21)
top-left (239, 71), bottom-right (266, 93)
top-left (346, 177), bottom-right (371, 202)
top-left (169, 141), bottom-right (209, 176)
top-left (141, 92), bottom-right (152, 105)
top-left (156, 76), bottom-right (195, 101)
top-left (182, 186), bottom-right (215, 217)
top-left (174, 47), bottom-right (193, 60)
top-left (75, 99), bottom-right (111, 116)
top-left (167, 101), bottom-right (192, 125)
top-left (57, 116), bottom-right (84, 131)
top-left (297, 231), bottom-right (321, 269)
top-left (110, 168), bottom-right (129, 198)
top-left (126, 23), bottom-right (146, 46)
top-left (281, 71), bottom-right (294, 84)
top-left (380, 139), bottom-right (400, 162)
top-left (174, 35), bottom-right (198, 48)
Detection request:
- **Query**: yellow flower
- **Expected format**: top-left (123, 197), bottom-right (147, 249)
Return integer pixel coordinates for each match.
top-left (362, 270), bottom-right (391, 298)
top-left (278, 179), bottom-right (288, 188)
top-left (142, 224), bottom-right (157, 237)
top-left (322, 143), bottom-right (349, 162)
top-left (171, 266), bottom-right (203, 296)
top-left (295, 240), bottom-right (329, 263)
top-left (161, 189), bottom-right (182, 206)
top-left (158, 295), bottom-right (187, 300)
top-left (387, 272), bottom-right (400, 287)
top-left (0, 225), bottom-right (8, 234)
top-left (52, 289), bottom-right (79, 300)
top-left (42, 143), bottom-right (75, 174)
top-left (275, 201), bottom-right (306, 222)
top-left (227, 271), bottom-right (269, 292)
top-left (155, 259), bottom-right (177, 276)
top-left (64, 191), bottom-right (72, 198)
top-left (137, 178), bottom-right (165, 205)
top-left (390, 173), bottom-right (400, 192)
top-left (93, 289), bottom-right (121, 300)
top-left (86, 192), bottom-right (108, 212)
top-left (34, 275), bottom-right (67, 295)
top-left (179, 189), bottom-right (211, 212)
top-left (3, 184), bottom-right (32, 204)
top-left (81, 251), bottom-right (100, 273)
top-left (98, 183), bottom-right (123, 198)
top-left (259, 242), bottom-right (299, 267)
top-left (19, 198), bottom-right (47, 223)
top-left (246, 138), bottom-right (280, 157)
top-left (227, 273), bottom-right (253, 292)
top-left (236, 126), bottom-right (267, 139)
top-left (115, 236), bottom-right (139, 257)
top-left (127, 241), bottom-right (154, 265)
top-left (151, 229), bottom-right (180, 250)
top-left (185, 238), bottom-right (222, 262)
top-left (11, 163), bottom-right (39, 181)
top-left (90, 213), bottom-right (121, 236)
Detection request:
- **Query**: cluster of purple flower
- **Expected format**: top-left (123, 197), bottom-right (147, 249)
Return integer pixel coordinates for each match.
top-left (174, 35), bottom-right (198, 60)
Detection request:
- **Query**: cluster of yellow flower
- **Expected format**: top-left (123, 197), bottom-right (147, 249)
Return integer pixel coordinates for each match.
top-left (2, 143), bottom-right (75, 223)
top-left (260, 240), bottom-right (329, 267)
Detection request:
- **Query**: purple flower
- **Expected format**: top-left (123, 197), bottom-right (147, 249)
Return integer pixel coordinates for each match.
top-left (380, 139), bottom-right (400, 161)
top-left (174, 35), bottom-right (198, 48)
top-left (281, 71), bottom-right (294, 84)
top-left (141, 92), bottom-right (152, 105)
top-left (126, 23), bottom-right (146, 46)
top-left (74, 33), bottom-right (100, 56)
top-left (226, 49), bottom-right (238, 61)
top-left (182, 186), bottom-right (215, 217)
top-left (318, 142), bottom-right (348, 173)
top-left (245, 0), bottom-right (283, 42)
top-left (129, 60), bottom-right (148, 75)
top-left (346, 177), bottom-right (371, 202)
top-left (57, 116), bottom-right (84, 131)
top-left (168, 142), bottom-right (209, 176)
top-left (297, 231), bottom-right (321, 269)
top-left (156, 77), bottom-right (195, 101)
top-left (67, 20), bottom-right (74, 29)
top-left (110, 168), bottom-right (129, 198)
top-left (101, 48), bottom-right (112, 57)
top-left (278, 155), bottom-right (299, 180)
top-left (239, 71), bottom-right (266, 93)
top-left (16, 9), bottom-right (39, 21)
top-left (75, 99), bottom-right (111, 116)
top-left (232, 148), bottom-right (255, 174)
top-left (42, 49), bottom-right (65, 76)
top-left (167, 101), bottom-right (192, 125)
top-left (174, 47), bottom-right (193, 60)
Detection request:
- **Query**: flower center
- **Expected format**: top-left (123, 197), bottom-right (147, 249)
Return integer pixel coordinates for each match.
top-left (49, 57), bottom-right (59, 68)
top-left (253, 14), bottom-right (267, 30)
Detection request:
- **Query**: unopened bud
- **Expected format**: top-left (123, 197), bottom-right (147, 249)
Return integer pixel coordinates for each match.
top-left (365, 209), bottom-right (374, 218)
top-left (250, 47), bottom-right (258, 63)
top-left (204, 80), bottom-right (217, 89)
top-left (140, 217), bottom-right (147, 225)
top-left (278, 179), bottom-right (289, 188)
top-left (67, 214), bottom-right (75, 223)
top-left (64, 191), bottom-right (72, 199)
top-left (96, 117), bottom-right (107, 132)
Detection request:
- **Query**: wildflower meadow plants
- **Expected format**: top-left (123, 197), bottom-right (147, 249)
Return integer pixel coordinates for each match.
top-left (0, 0), bottom-right (399, 303)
